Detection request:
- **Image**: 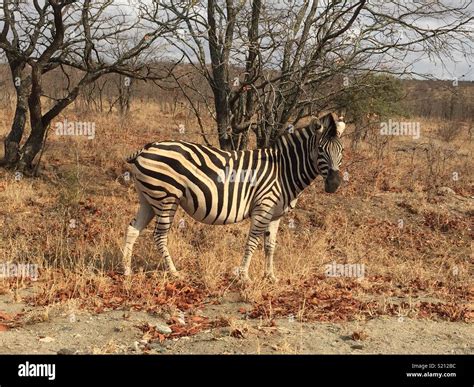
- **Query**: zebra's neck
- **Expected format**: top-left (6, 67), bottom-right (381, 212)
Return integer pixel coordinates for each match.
top-left (274, 127), bottom-right (320, 200)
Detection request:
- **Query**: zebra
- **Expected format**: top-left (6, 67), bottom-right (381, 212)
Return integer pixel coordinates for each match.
top-left (122, 112), bottom-right (345, 282)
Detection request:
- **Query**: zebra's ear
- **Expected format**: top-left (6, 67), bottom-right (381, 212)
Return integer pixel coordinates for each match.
top-left (309, 117), bottom-right (323, 133)
top-left (336, 116), bottom-right (346, 137)
top-left (319, 113), bottom-right (338, 138)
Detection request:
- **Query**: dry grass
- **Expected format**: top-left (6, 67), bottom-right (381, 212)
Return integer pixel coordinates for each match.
top-left (0, 102), bottom-right (472, 333)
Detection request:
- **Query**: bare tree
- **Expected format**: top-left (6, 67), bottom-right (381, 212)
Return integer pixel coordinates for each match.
top-left (144, 0), bottom-right (473, 150)
top-left (0, 0), bottom-right (178, 173)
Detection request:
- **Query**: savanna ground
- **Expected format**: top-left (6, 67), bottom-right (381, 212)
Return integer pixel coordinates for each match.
top-left (0, 102), bottom-right (472, 354)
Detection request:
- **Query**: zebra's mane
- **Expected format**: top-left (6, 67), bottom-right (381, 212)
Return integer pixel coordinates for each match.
top-left (319, 113), bottom-right (339, 141)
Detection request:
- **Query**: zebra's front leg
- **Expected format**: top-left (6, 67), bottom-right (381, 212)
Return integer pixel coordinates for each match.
top-left (263, 218), bottom-right (281, 283)
top-left (238, 207), bottom-right (273, 283)
top-left (153, 201), bottom-right (180, 277)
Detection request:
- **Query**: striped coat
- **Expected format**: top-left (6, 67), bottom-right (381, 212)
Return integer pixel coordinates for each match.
top-left (122, 113), bottom-right (345, 281)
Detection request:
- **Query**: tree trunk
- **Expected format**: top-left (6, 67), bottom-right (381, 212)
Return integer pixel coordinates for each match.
top-left (255, 123), bottom-right (270, 149)
top-left (17, 65), bottom-right (46, 172)
top-left (3, 89), bottom-right (28, 165)
top-left (215, 93), bottom-right (232, 150)
top-left (119, 76), bottom-right (132, 116)
top-left (2, 59), bottom-right (30, 167)
top-left (18, 119), bottom-right (48, 172)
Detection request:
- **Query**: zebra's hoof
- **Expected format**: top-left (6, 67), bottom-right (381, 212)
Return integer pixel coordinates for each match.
top-left (233, 267), bottom-right (252, 284)
top-left (263, 273), bottom-right (278, 284)
top-left (237, 272), bottom-right (252, 285)
top-left (167, 270), bottom-right (183, 280)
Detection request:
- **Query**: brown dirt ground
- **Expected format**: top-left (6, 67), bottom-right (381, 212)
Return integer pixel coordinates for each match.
top-left (0, 283), bottom-right (472, 355)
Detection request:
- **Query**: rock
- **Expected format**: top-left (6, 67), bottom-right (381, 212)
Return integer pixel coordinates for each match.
top-left (39, 336), bottom-right (55, 343)
top-left (351, 345), bottom-right (364, 350)
top-left (133, 341), bottom-right (140, 352)
top-left (155, 322), bottom-right (172, 335)
top-left (57, 348), bottom-right (76, 355)
top-left (437, 187), bottom-right (456, 196)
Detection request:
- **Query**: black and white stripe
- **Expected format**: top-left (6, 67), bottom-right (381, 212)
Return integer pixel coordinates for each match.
top-left (122, 113), bottom-right (345, 281)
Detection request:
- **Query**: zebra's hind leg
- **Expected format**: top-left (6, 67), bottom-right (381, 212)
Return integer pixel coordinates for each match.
top-left (153, 200), bottom-right (180, 277)
top-left (122, 192), bottom-right (154, 275)
top-left (238, 205), bottom-right (274, 283)
top-left (263, 218), bottom-right (281, 283)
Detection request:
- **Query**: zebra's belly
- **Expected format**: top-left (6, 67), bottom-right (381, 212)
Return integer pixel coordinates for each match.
top-left (179, 195), bottom-right (251, 225)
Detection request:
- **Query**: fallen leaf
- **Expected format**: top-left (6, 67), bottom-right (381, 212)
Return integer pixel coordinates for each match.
top-left (0, 324), bottom-right (8, 332)
top-left (230, 328), bottom-right (245, 339)
top-left (351, 330), bottom-right (368, 341)
top-left (0, 311), bottom-right (13, 321)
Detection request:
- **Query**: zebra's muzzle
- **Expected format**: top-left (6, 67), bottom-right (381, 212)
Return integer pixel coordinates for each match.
top-left (324, 169), bottom-right (341, 193)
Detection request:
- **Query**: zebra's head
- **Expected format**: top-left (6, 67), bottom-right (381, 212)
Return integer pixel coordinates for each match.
top-left (310, 113), bottom-right (345, 193)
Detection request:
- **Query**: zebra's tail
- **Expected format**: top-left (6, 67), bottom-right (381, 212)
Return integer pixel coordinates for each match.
top-left (125, 148), bottom-right (143, 164)
top-left (125, 142), bottom-right (154, 164)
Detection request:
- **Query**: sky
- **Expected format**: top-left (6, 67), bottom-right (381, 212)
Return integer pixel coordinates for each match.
top-left (412, 54), bottom-right (473, 81)
top-left (0, 0), bottom-right (473, 81)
